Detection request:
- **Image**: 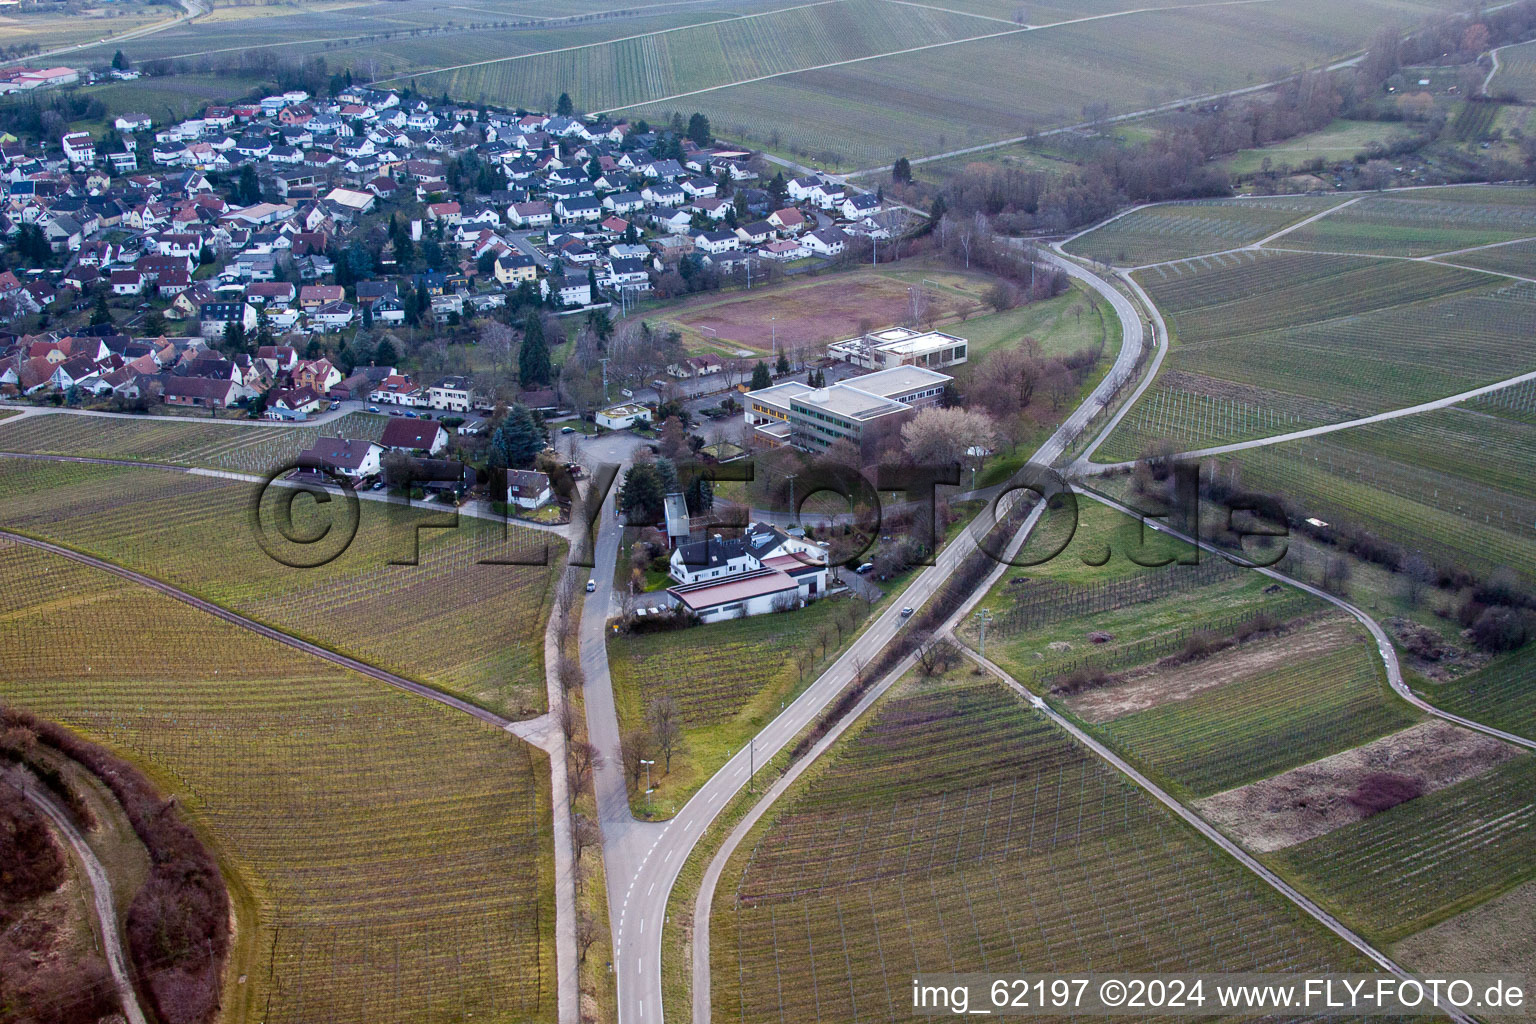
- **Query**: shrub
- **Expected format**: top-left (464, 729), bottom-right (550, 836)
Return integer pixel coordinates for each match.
top-left (1049, 667), bottom-right (1115, 696)
top-left (1470, 606), bottom-right (1529, 653)
top-left (1347, 773), bottom-right (1423, 815)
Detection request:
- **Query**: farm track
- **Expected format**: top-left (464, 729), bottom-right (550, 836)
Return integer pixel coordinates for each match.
top-left (2, 768), bottom-right (150, 1024)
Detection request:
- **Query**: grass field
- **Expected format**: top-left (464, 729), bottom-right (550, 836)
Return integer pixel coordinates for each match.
top-left (1279, 186), bottom-right (1536, 257)
top-left (0, 539), bottom-right (556, 1024)
top-left (0, 410), bottom-right (388, 474)
top-left (608, 596), bottom-right (868, 816)
top-left (711, 672), bottom-right (1381, 1021)
top-left (1267, 755), bottom-right (1536, 942)
top-left (1095, 248), bottom-right (1536, 458)
top-left (1099, 640), bottom-right (1419, 798)
top-left (0, 459), bottom-right (561, 718)
top-left (1223, 119), bottom-right (1397, 176)
top-left (1064, 195), bottom-right (1346, 267)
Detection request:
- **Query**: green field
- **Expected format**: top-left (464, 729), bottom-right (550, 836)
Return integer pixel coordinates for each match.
top-left (1420, 646), bottom-right (1536, 740)
top-left (609, 596), bottom-right (867, 815)
top-left (1440, 236), bottom-right (1536, 278)
top-left (0, 410), bottom-right (388, 474)
top-left (0, 459), bottom-right (561, 718)
top-left (951, 279), bottom-right (1118, 362)
top-left (711, 673), bottom-right (1380, 1021)
top-left (1223, 119), bottom-right (1397, 176)
top-left (0, 539), bottom-right (555, 1024)
top-left (0, 1), bottom-right (168, 52)
top-left (1268, 756), bottom-right (1536, 941)
top-left (1279, 186), bottom-right (1536, 257)
top-left (1096, 248), bottom-right (1536, 458)
top-left (1100, 641), bottom-right (1419, 798)
top-left (1490, 38), bottom-right (1536, 102)
top-left (1064, 195), bottom-right (1346, 267)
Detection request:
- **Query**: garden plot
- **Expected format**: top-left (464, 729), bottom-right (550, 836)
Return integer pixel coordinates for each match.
top-left (1198, 720), bottom-right (1523, 853)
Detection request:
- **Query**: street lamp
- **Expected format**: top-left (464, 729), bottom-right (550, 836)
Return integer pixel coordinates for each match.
top-left (641, 758), bottom-right (655, 808)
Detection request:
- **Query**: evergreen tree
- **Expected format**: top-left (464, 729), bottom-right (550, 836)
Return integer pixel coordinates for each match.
top-left (653, 456), bottom-right (679, 496)
top-left (143, 309), bottom-right (167, 336)
top-left (556, 92), bottom-right (574, 116)
top-left (618, 462), bottom-right (665, 523)
top-left (112, 50), bottom-right (129, 71)
top-left (587, 266), bottom-right (599, 302)
top-left (684, 471), bottom-right (714, 513)
top-left (775, 351), bottom-right (790, 376)
top-left (222, 319), bottom-right (246, 354)
top-left (90, 292), bottom-right (113, 327)
top-left (237, 163), bottom-right (261, 205)
top-left (375, 337), bottom-right (398, 367)
top-left (686, 112), bottom-right (712, 148)
top-left (892, 157), bottom-right (912, 184)
top-left (750, 361), bottom-right (772, 390)
top-left (518, 313), bottom-right (552, 386)
top-left (767, 171), bottom-right (787, 209)
top-left (492, 405), bottom-right (544, 468)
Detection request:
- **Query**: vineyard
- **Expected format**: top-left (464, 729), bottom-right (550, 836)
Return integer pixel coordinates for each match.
top-left (1469, 376), bottom-right (1536, 424)
top-left (1420, 645), bottom-right (1536, 740)
top-left (1448, 100), bottom-right (1500, 143)
top-left (1267, 756), bottom-right (1536, 942)
top-left (608, 596), bottom-right (867, 812)
top-left (1490, 38), bottom-right (1536, 102)
top-left (1063, 196), bottom-right (1345, 267)
top-left (1098, 250), bottom-right (1536, 455)
top-left (1098, 640), bottom-right (1420, 798)
top-left (712, 675), bottom-right (1379, 1022)
top-left (0, 539), bottom-right (556, 1024)
top-left (0, 459), bottom-right (561, 717)
top-left (0, 410), bottom-right (388, 474)
top-left (1278, 186), bottom-right (1536, 257)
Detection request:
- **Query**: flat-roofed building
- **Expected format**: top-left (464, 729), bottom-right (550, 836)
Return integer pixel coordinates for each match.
top-left (744, 365), bottom-right (951, 451)
top-left (827, 326), bottom-right (968, 371)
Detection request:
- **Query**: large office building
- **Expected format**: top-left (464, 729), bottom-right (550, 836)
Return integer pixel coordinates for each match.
top-left (744, 365), bottom-right (952, 450)
top-left (827, 326), bottom-right (968, 371)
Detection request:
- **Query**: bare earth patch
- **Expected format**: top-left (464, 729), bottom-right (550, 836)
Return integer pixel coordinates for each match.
top-left (676, 276), bottom-right (954, 352)
top-left (1197, 720), bottom-right (1522, 852)
top-left (1064, 615), bottom-right (1354, 723)
top-left (1394, 879), bottom-right (1536, 1023)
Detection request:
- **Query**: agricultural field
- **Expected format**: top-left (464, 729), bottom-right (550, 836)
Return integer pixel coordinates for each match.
top-left (0, 1), bottom-right (168, 53)
top-left (1098, 639), bottom-right (1419, 798)
top-left (1418, 645), bottom-right (1536, 740)
top-left (956, 280), bottom-right (1118, 362)
top-left (1439, 236), bottom-right (1536, 278)
top-left (1489, 37), bottom-right (1536, 102)
top-left (711, 672), bottom-right (1384, 1021)
top-left (0, 409), bottom-right (387, 474)
top-left (1217, 410), bottom-right (1536, 585)
top-left (1279, 186), bottom-right (1536, 256)
top-left (1222, 119), bottom-right (1397, 177)
top-left (1095, 247), bottom-right (1536, 458)
top-left (1064, 195), bottom-right (1346, 267)
top-left (0, 539), bottom-right (556, 1024)
top-left (0, 459), bottom-right (561, 718)
top-left (1266, 755), bottom-right (1536, 943)
top-left (608, 596), bottom-right (868, 815)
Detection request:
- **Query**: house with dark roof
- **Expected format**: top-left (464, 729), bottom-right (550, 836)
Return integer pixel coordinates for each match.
top-left (380, 417), bottom-right (448, 455)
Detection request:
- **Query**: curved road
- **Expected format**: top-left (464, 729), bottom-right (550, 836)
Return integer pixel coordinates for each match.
top-left (575, 245), bottom-right (1147, 1024)
top-left (4, 769), bottom-right (150, 1024)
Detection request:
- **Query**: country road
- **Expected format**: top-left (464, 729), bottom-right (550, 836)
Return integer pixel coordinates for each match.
top-left (0, 0), bottom-right (209, 68)
top-left (575, 244), bottom-right (1147, 1024)
top-left (3, 768), bottom-right (150, 1024)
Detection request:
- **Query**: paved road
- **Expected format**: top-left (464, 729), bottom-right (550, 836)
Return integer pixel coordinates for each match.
top-left (575, 242), bottom-right (1148, 1024)
top-left (4, 768), bottom-right (150, 1024)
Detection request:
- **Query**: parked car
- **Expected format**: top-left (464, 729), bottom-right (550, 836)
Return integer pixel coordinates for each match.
top-left (652, 379), bottom-right (668, 389)
top-left (561, 425), bottom-right (576, 434)
top-left (585, 578), bottom-right (597, 593)
top-left (620, 388), bottom-right (634, 398)
top-left (855, 562), bottom-right (875, 574)
top-left (368, 405), bottom-right (380, 413)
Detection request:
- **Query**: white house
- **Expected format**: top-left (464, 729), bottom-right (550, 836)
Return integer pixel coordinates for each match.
top-left (506, 469), bottom-right (553, 509)
top-left (663, 521), bottom-right (829, 622)
top-left (596, 403), bottom-right (651, 430)
top-left (296, 437), bottom-right (383, 479)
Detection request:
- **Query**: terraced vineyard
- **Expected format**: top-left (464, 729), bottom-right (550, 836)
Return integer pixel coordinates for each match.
top-left (1099, 641), bottom-right (1420, 798)
top-left (1279, 186), bottom-right (1536, 257)
top-left (0, 540), bottom-right (555, 1024)
top-left (0, 459), bottom-right (561, 717)
top-left (712, 675), bottom-right (1382, 1022)
top-left (1268, 756), bottom-right (1536, 942)
top-left (0, 410), bottom-right (388, 474)
top-left (1064, 196), bottom-right (1345, 267)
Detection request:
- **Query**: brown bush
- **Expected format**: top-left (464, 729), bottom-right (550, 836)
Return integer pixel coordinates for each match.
top-left (1050, 668), bottom-right (1115, 696)
top-left (1347, 773), bottom-right (1423, 816)
top-left (2, 707), bottom-right (229, 1024)
top-left (0, 784), bottom-right (65, 909)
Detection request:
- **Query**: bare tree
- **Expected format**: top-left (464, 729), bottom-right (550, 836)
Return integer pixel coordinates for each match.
top-left (567, 739), bottom-right (603, 800)
top-left (646, 695), bottom-right (684, 774)
top-left (572, 812), bottom-right (601, 865)
top-left (900, 406), bottom-right (1000, 468)
top-left (622, 728), bottom-right (654, 792)
top-left (576, 909), bottom-right (601, 963)
top-left (914, 632), bottom-right (961, 677)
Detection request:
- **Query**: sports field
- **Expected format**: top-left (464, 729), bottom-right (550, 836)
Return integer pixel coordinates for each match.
top-left (0, 539), bottom-right (555, 1024)
top-left (0, 458), bottom-right (562, 718)
top-left (711, 673), bottom-right (1379, 1021)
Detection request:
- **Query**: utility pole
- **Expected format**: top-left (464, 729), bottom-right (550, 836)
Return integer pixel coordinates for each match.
top-left (785, 472), bottom-right (797, 527)
top-left (600, 357), bottom-right (610, 403)
top-left (770, 316), bottom-right (776, 358)
top-left (974, 608), bottom-right (993, 659)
